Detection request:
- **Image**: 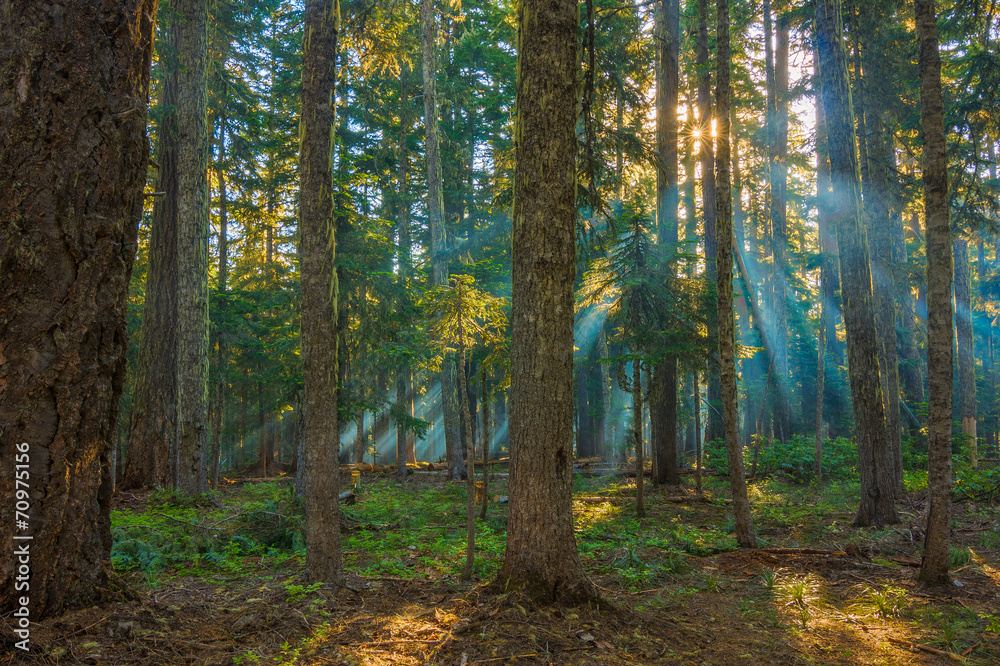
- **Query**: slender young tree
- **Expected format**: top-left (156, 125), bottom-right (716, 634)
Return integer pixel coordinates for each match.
top-left (0, 0), bottom-right (157, 617)
top-left (917, 0), bottom-right (953, 586)
top-left (211, 103), bottom-right (229, 488)
top-left (300, 0), bottom-right (342, 585)
top-left (716, 0), bottom-right (756, 548)
top-left (816, 0), bottom-right (897, 527)
top-left (422, 0), bottom-right (464, 481)
top-left (495, 0), bottom-right (599, 605)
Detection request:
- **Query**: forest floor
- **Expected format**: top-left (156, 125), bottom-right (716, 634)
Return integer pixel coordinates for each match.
top-left (4, 463), bottom-right (1000, 665)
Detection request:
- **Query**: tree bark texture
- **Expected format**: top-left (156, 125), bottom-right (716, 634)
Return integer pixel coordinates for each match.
top-left (496, 0), bottom-right (599, 605)
top-left (916, 0), bottom-right (953, 586)
top-left (172, 0), bottom-right (211, 495)
top-left (816, 0), bottom-right (897, 527)
top-left (954, 239), bottom-right (977, 467)
top-left (124, 32), bottom-right (178, 490)
top-left (716, 0), bottom-right (756, 548)
top-left (652, 0), bottom-right (681, 485)
top-left (859, 13), bottom-right (904, 490)
top-left (211, 108), bottom-right (229, 488)
top-left (299, 0), bottom-right (342, 585)
top-left (0, 0), bottom-right (157, 618)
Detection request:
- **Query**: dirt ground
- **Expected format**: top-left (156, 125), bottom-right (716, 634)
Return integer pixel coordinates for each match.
top-left (3, 476), bottom-right (999, 665)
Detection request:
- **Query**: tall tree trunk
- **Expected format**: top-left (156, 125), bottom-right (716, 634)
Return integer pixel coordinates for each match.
top-left (124, 14), bottom-right (179, 490)
top-left (716, 0), bottom-right (757, 547)
top-left (955, 239), bottom-right (977, 467)
top-left (765, 0), bottom-right (790, 442)
top-left (211, 105), bottom-right (229, 489)
top-left (422, 0), bottom-right (463, 481)
top-left (859, 9), bottom-right (904, 491)
top-left (652, 0), bottom-right (681, 485)
top-left (299, 0), bottom-right (342, 586)
top-left (173, 0), bottom-right (211, 495)
top-left (916, 0), bottom-right (953, 586)
top-left (396, 60), bottom-right (415, 476)
top-left (698, 0), bottom-right (723, 446)
top-left (495, 0), bottom-right (599, 605)
top-left (816, 0), bottom-right (897, 527)
top-left (0, 0), bottom-right (157, 618)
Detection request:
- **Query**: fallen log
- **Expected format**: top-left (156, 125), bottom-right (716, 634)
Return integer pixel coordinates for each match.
top-left (887, 637), bottom-right (965, 663)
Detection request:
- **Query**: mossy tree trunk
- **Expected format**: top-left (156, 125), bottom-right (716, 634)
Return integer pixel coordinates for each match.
top-left (0, 0), bottom-right (157, 618)
top-left (173, 0), bottom-right (211, 496)
top-left (299, 0), bottom-right (342, 586)
top-left (916, 0), bottom-right (953, 586)
top-left (716, 0), bottom-right (757, 548)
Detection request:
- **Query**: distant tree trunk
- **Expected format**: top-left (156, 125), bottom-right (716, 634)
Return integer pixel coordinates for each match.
top-left (762, 0), bottom-right (791, 442)
top-left (480, 377), bottom-right (491, 519)
top-left (816, 0), bottom-right (897, 527)
top-left (694, 370), bottom-right (703, 494)
top-left (355, 416), bottom-right (364, 464)
top-left (577, 361), bottom-right (591, 457)
top-left (258, 381), bottom-right (268, 476)
top-left (916, 0), bottom-right (953, 587)
top-left (716, 0), bottom-right (757, 547)
top-left (815, 310), bottom-right (826, 479)
top-left (211, 106), bottom-right (229, 489)
top-left (652, 0), bottom-right (681, 485)
top-left (955, 239), bottom-right (978, 467)
top-left (397, 62), bottom-right (415, 475)
top-left (299, 0), bottom-right (342, 586)
top-left (0, 0), bottom-right (156, 618)
top-left (859, 14), bottom-right (904, 492)
top-left (457, 296), bottom-right (476, 581)
top-left (422, 0), bottom-right (463, 481)
top-left (124, 17), bottom-right (178, 490)
top-left (495, 0), bottom-right (600, 605)
top-left (698, 0), bottom-right (723, 446)
top-left (633, 360), bottom-right (646, 517)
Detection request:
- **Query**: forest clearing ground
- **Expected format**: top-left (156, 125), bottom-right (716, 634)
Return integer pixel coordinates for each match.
top-left (3, 467), bottom-right (999, 665)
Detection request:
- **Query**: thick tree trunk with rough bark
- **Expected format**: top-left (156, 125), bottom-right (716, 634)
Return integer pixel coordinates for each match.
top-left (125, 40), bottom-right (178, 490)
top-left (916, 0), bottom-right (953, 586)
top-left (652, 0), bottom-right (681, 485)
top-left (299, 0), bottom-right (342, 585)
top-left (816, 0), bottom-right (897, 527)
top-left (954, 239), bottom-right (977, 467)
top-left (716, 0), bottom-right (757, 548)
top-left (495, 0), bottom-right (599, 605)
top-left (173, 0), bottom-right (211, 495)
top-left (0, 0), bottom-right (157, 618)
